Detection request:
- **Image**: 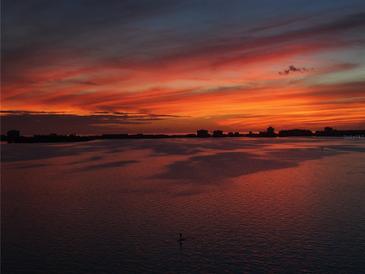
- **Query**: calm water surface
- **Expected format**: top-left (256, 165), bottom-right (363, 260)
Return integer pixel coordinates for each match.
top-left (2, 138), bottom-right (365, 273)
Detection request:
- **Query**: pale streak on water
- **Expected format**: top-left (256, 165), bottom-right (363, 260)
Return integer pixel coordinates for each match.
top-left (2, 138), bottom-right (365, 273)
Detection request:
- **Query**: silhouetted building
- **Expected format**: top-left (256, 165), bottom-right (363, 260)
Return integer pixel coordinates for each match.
top-left (213, 130), bottom-right (224, 137)
top-left (315, 127), bottom-right (337, 136)
top-left (267, 126), bottom-right (275, 136)
top-left (258, 126), bottom-right (276, 137)
top-left (315, 127), bottom-right (365, 137)
top-left (227, 131), bottom-right (240, 137)
top-left (324, 127), bottom-right (334, 134)
top-left (197, 129), bottom-right (210, 137)
top-left (279, 129), bottom-right (313, 137)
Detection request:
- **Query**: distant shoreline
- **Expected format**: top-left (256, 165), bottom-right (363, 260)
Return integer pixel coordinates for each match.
top-left (2, 127), bottom-right (365, 143)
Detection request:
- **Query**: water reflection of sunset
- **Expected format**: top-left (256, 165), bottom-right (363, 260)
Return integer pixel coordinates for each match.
top-left (2, 137), bottom-right (365, 272)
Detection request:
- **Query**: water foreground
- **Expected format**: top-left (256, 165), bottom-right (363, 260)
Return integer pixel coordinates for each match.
top-left (2, 137), bottom-right (365, 273)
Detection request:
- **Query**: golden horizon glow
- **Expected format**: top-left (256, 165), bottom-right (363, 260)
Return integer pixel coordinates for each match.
top-left (2, 2), bottom-right (365, 134)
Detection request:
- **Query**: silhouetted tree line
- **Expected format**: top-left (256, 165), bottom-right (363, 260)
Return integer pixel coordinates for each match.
top-left (2, 127), bottom-right (364, 143)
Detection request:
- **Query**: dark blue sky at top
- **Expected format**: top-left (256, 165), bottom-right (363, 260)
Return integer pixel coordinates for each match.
top-left (3, 0), bottom-right (365, 64)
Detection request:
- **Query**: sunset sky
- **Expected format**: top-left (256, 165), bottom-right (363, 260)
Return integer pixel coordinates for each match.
top-left (2, 0), bottom-right (365, 134)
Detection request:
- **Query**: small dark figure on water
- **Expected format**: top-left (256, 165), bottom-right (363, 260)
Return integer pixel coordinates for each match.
top-left (178, 233), bottom-right (186, 244)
